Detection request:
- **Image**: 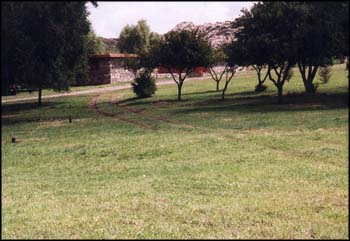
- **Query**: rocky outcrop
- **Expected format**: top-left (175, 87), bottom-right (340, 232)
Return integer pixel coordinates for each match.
top-left (100, 37), bottom-right (119, 53)
top-left (170, 20), bottom-right (238, 48)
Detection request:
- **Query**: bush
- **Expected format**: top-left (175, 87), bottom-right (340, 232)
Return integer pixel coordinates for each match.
top-left (254, 84), bottom-right (267, 92)
top-left (132, 70), bottom-right (157, 98)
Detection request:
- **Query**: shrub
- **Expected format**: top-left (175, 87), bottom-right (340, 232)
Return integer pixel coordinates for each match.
top-left (254, 84), bottom-right (267, 92)
top-left (132, 70), bottom-right (157, 98)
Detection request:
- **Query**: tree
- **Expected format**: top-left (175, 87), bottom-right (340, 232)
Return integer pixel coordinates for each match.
top-left (117, 19), bottom-right (160, 75)
top-left (221, 42), bottom-right (241, 100)
top-left (207, 48), bottom-right (228, 92)
top-left (291, 2), bottom-right (347, 93)
top-left (118, 19), bottom-right (151, 54)
top-left (234, 2), bottom-right (299, 104)
top-left (1, 2), bottom-right (97, 105)
top-left (156, 29), bottom-right (211, 100)
top-left (74, 30), bottom-right (106, 86)
top-left (261, 2), bottom-right (298, 104)
top-left (232, 8), bottom-right (271, 92)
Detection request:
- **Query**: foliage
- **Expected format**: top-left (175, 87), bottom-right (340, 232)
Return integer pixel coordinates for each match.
top-left (290, 2), bottom-right (348, 93)
top-left (1, 2), bottom-right (96, 105)
top-left (232, 7), bottom-right (271, 92)
top-left (118, 19), bottom-right (161, 75)
top-left (118, 19), bottom-right (151, 54)
top-left (74, 30), bottom-right (106, 86)
top-left (132, 70), bottom-right (157, 98)
top-left (233, 2), bottom-right (300, 103)
top-left (156, 29), bottom-right (211, 100)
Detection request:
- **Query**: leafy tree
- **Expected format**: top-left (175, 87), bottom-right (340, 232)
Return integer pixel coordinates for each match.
top-left (86, 30), bottom-right (105, 55)
top-left (234, 2), bottom-right (299, 104)
top-left (74, 30), bottom-right (106, 86)
top-left (1, 1), bottom-right (97, 105)
top-left (291, 2), bottom-right (347, 93)
top-left (207, 48), bottom-right (228, 92)
top-left (232, 8), bottom-right (271, 92)
top-left (118, 19), bottom-right (151, 54)
top-left (156, 29), bottom-right (211, 100)
top-left (118, 19), bottom-right (160, 75)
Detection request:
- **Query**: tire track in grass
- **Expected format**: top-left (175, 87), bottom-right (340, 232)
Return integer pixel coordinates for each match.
top-left (109, 94), bottom-right (195, 129)
top-left (89, 95), bottom-right (155, 130)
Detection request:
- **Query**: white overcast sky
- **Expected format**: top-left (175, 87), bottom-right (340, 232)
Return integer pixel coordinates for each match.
top-left (86, 1), bottom-right (254, 38)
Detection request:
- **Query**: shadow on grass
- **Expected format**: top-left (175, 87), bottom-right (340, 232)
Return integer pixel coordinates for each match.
top-left (1, 101), bottom-right (57, 113)
top-left (2, 99), bottom-right (92, 126)
top-left (172, 92), bottom-right (349, 115)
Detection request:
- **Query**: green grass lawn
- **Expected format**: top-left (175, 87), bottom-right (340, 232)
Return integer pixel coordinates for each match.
top-left (1, 64), bottom-right (348, 239)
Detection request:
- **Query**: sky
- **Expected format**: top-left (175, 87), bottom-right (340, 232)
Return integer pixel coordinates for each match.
top-left (86, 1), bottom-right (254, 38)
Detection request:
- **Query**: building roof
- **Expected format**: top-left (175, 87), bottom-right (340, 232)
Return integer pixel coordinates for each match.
top-left (89, 53), bottom-right (138, 59)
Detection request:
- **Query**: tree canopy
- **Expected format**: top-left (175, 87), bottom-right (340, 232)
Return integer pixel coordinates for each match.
top-left (1, 1), bottom-right (97, 105)
top-left (156, 29), bottom-right (211, 100)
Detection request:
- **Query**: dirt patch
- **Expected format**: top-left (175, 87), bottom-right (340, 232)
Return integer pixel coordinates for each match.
top-left (89, 95), bottom-right (155, 130)
top-left (111, 95), bottom-right (195, 129)
top-left (40, 120), bottom-right (67, 128)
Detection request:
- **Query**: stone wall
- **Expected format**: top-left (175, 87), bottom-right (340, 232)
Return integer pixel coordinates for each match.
top-left (88, 57), bottom-right (136, 85)
top-left (109, 58), bottom-right (135, 83)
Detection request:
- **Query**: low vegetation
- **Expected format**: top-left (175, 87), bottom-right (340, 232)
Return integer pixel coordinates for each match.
top-left (2, 65), bottom-right (348, 239)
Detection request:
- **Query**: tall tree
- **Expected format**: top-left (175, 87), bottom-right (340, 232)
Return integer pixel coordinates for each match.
top-left (232, 8), bottom-right (271, 92)
top-left (117, 19), bottom-right (151, 54)
top-left (1, 2), bottom-right (97, 105)
top-left (292, 2), bottom-right (347, 93)
top-left (117, 19), bottom-right (159, 75)
top-left (233, 2), bottom-right (298, 103)
top-left (74, 30), bottom-right (106, 86)
top-left (156, 29), bottom-right (211, 100)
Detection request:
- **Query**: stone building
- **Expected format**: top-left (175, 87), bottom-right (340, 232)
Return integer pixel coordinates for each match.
top-left (88, 53), bottom-right (137, 85)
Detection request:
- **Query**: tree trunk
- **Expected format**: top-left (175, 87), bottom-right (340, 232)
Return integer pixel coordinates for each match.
top-left (302, 79), bottom-right (316, 93)
top-left (177, 82), bottom-right (182, 101)
top-left (277, 84), bottom-right (283, 104)
top-left (222, 82), bottom-right (229, 101)
top-left (38, 87), bottom-right (42, 106)
top-left (216, 81), bottom-right (220, 92)
top-left (298, 62), bottom-right (319, 93)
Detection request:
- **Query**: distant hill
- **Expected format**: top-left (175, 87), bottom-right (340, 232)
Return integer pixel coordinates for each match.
top-left (170, 20), bottom-right (238, 48)
top-left (99, 37), bottom-right (119, 53)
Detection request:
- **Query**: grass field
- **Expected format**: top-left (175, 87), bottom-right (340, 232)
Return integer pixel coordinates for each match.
top-left (1, 64), bottom-right (348, 239)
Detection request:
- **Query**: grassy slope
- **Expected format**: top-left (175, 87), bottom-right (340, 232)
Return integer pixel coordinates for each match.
top-left (1, 64), bottom-right (348, 239)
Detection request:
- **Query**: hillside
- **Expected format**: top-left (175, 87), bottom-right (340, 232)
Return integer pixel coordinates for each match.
top-left (100, 37), bottom-right (119, 53)
top-left (170, 20), bottom-right (238, 48)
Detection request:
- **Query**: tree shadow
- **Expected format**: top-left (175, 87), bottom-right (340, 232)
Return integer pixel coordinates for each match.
top-left (172, 92), bottom-right (349, 115)
top-left (2, 99), bottom-right (91, 126)
top-left (181, 90), bottom-right (219, 96)
top-left (1, 101), bottom-right (57, 113)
